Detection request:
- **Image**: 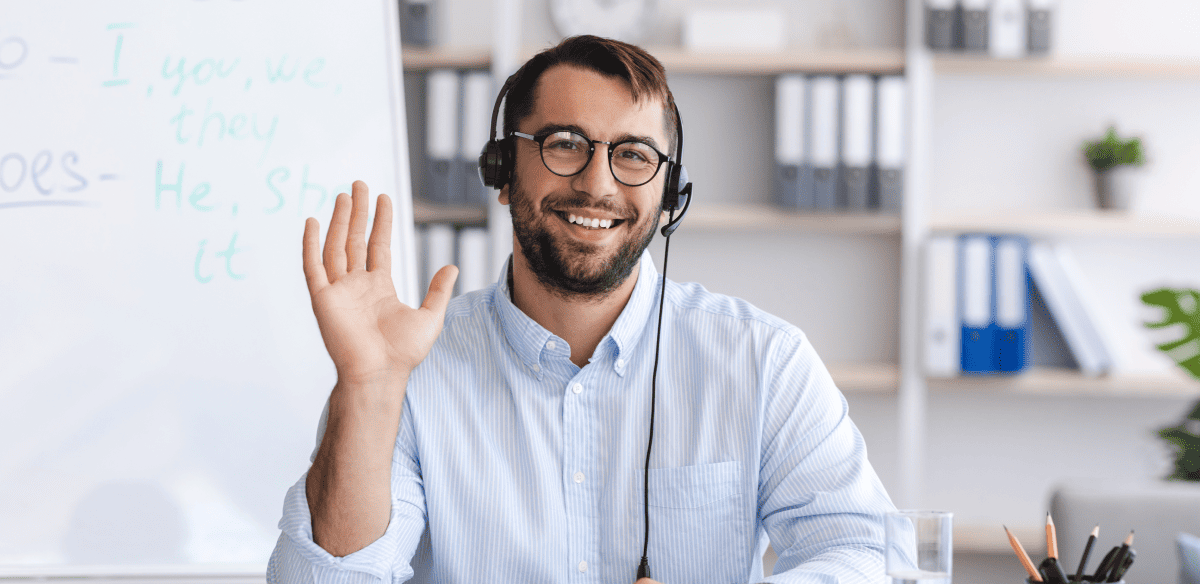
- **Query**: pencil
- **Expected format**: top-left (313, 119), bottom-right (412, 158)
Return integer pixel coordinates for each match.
top-left (1074, 524), bottom-right (1099, 581)
top-left (1046, 512), bottom-right (1059, 559)
top-left (1006, 525), bottom-right (1044, 582)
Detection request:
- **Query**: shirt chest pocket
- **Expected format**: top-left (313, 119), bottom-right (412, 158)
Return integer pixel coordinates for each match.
top-left (645, 460), bottom-right (750, 584)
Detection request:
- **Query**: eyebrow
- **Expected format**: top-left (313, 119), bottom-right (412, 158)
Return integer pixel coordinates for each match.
top-left (532, 123), bottom-right (663, 152)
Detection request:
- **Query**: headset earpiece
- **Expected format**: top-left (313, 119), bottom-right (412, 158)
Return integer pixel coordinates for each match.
top-left (662, 163), bottom-right (690, 212)
top-left (477, 136), bottom-right (511, 190)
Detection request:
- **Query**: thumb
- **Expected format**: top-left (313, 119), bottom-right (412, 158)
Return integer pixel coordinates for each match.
top-left (421, 264), bottom-right (459, 316)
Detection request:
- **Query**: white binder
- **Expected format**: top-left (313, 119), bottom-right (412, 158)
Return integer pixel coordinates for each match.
top-left (774, 74), bottom-right (812, 208)
top-left (456, 227), bottom-right (490, 294)
top-left (809, 76), bottom-right (840, 210)
top-left (841, 75), bottom-right (874, 210)
top-left (875, 76), bottom-right (906, 213)
top-left (925, 235), bottom-right (960, 377)
top-left (1027, 241), bottom-right (1113, 375)
top-left (460, 71), bottom-right (492, 206)
top-left (426, 69), bottom-right (461, 204)
top-left (989, 0), bottom-right (1026, 58)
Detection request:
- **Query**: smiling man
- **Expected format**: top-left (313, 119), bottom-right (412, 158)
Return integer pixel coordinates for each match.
top-left (268, 35), bottom-right (896, 584)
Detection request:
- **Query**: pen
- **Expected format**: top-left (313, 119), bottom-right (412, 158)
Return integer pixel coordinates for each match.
top-left (1074, 524), bottom-right (1099, 581)
top-left (1105, 531), bottom-right (1135, 582)
top-left (1046, 512), bottom-right (1059, 561)
top-left (1092, 546), bottom-right (1118, 582)
top-left (1005, 525), bottom-right (1044, 582)
top-left (1109, 548), bottom-right (1135, 582)
top-left (1038, 556), bottom-right (1069, 584)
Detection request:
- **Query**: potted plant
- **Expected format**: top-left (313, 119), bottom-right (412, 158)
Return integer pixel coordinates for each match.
top-left (1083, 126), bottom-right (1146, 210)
top-left (1143, 287), bottom-right (1200, 480)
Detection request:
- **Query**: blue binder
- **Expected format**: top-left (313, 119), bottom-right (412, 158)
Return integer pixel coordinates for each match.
top-left (959, 234), bottom-right (995, 374)
top-left (992, 235), bottom-right (1030, 373)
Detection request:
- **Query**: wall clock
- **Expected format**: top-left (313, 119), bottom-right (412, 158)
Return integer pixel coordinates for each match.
top-left (549, 0), bottom-right (656, 44)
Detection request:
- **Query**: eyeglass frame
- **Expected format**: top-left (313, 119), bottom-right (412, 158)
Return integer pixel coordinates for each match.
top-left (509, 130), bottom-right (672, 187)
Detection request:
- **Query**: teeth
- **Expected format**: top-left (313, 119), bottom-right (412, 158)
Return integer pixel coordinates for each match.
top-left (565, 212), bottom-right (615, 229)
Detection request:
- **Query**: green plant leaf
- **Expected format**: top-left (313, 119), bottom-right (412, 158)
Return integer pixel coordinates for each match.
top-left (1083, 126), bottom-right (1145, 171)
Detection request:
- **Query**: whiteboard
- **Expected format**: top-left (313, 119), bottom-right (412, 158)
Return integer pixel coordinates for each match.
top-left (0, 0), bottom-right (415, 569)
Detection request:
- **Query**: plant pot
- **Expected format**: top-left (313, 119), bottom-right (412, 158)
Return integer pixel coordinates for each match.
top-left (1093, 167), bottom-right (1139, 210)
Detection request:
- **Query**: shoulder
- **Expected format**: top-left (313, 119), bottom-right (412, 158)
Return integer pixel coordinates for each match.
top-left (663, 278), bottom-right (802, 343)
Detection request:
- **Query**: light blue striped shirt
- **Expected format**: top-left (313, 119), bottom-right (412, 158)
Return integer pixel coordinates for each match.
top-left (268, 252), bottom-right (895, 584)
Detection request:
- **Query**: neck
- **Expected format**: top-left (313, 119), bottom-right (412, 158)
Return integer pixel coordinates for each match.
top-left (509, 248), bottom-right (640, 368)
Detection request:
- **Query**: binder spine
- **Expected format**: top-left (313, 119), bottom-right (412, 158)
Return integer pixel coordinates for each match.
top-left (959, 234), bottom-right (996, 374)
top-left (774, 74), bottom-right (810, 209)
top-left (961, 1), bottom-right (990, 52)
top-left (401, 0), bottom-right (435, 47)
top-left (841, 75), bottom-right (874, 211)
top-left (994, 235), bottom-right (1030, 373)
top-left (809, 76), bottom-right (840, 210)
top-left (925, 1), bottom-right (957, 51)
top-left (1027, 6), bottom-right (1052, 54)
top-left (925, 235), bottom-right (961, 377)
top-left (989, 0), bottom-right (1027, 58)
top-left (460, 71), bottom-right (492, 207)
top-left (875, 76), bottom-right (906, 213)
top-left (426, 69), bottom-right (460, 205)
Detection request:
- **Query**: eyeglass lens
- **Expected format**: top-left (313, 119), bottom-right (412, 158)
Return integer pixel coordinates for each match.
top-left (540, 131), bottom-right (661, 186)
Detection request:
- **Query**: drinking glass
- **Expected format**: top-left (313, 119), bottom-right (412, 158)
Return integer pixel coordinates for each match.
top-left (886, 510), bottom-right (953, 584)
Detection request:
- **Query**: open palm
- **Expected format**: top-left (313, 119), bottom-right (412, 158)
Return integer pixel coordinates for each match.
top-left (303, 181), bottom-right (457, 385)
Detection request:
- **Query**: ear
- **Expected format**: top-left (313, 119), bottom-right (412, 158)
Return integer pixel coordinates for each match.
top-left (498, 184), bottom-right (510, 205)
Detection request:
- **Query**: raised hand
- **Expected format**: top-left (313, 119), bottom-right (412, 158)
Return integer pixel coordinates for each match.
top-left (303, 180), bottom-right (458, 386)
top-left (304, 180), bottom-right (458, 556)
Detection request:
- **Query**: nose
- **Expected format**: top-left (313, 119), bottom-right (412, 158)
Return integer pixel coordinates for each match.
top-left (570, 143), bottom-right (620, 198)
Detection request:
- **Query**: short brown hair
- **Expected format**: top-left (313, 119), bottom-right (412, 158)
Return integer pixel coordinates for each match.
top-left (501, 35), bottom-right (677, 154)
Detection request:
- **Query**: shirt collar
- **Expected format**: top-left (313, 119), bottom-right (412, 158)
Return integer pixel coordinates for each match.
top-left (491, 251), bottom-right (661, 377)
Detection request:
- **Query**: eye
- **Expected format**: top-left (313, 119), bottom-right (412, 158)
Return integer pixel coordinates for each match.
top-left (544, 132), bottom-right (586, 151)
top-left (614, 142), bottom-right (656, 165)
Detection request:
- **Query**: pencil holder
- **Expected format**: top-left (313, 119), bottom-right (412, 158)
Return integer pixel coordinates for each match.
top-left (1025, 579), bottom-right (1124, 583)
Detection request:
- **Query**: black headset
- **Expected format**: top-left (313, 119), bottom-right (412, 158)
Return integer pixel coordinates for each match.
top-left (477, 70), bottom-right (693, 235)
top-left (475, 65), bottom-right (693, 582)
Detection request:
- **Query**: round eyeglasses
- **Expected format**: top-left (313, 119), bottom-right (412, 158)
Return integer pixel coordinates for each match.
top-left (510, 130), bottom-right (670, 187)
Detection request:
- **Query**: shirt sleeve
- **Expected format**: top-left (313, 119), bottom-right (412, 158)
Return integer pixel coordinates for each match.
top-left (757, 330), bottom-right (897, 584)
top-left (267, 396), bottom-right (427, 584)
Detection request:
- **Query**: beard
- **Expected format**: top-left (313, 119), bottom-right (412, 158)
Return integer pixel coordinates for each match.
top-left (508, 172), bottom-right (661, 300)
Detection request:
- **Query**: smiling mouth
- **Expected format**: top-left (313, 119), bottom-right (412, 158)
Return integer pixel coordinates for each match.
top-left (555, 210), bottom-right (625, 230)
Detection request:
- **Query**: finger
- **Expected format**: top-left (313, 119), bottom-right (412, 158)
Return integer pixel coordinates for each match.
top-left (420, 264), bottom-right (459, 317)
top-left (366, 193), bottom-right (392, 274)
top-left (323, 192), bottom-right (351, 279)
top-left (302, 217), bottom-right (330, 296)
top-left (345, 180), bottom-right (370, 271)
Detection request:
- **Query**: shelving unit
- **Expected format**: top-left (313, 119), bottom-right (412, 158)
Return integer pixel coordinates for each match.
top-left (412, 197), bottom-right (488, 225)
top-left (930, 210), bottom-right (1200, 237)
top-left (934, 53), bottom-right (1200, 78)
top-left (685, 204), bottom-right (901, 234)
top-left (402, 45), bottom-right (905, 75)
top-left (929, 367), bottom-right (1200, 397)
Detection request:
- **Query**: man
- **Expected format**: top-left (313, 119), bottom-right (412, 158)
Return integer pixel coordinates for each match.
top-left (269, 35), bottom-right (896, 583)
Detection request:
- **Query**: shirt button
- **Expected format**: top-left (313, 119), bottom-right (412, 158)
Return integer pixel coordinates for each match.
top-left (572, 383), bottom-right (583, 394)
top-left (531, 364), bottom-right (540, 372)
top-left (578, 560), bottom-right (588, 573)
top-left (546, 340), bottom-right (556, 350)
top-left (616, 358), bottom-right (625, 367)
top-left (574, 471), bottom-right (584, 483)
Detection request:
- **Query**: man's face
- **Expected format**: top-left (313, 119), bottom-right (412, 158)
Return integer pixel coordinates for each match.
top-left (500, 65), bottom-right (668, 299)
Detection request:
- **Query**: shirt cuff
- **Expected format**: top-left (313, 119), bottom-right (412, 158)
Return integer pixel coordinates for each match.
top-left (268, 473), bottom-right (417, 584)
